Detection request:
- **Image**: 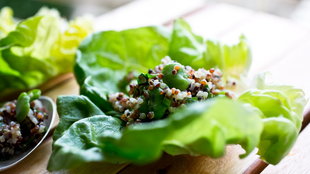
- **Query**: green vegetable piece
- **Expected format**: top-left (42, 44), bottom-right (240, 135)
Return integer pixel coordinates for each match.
top-left (137, 74), bottom-right (149, 85)
top-left (151, 94), bottom-right (171, 119)
top-left (138, 88), bottom-right (171, 119)
top-left (162, 63), bottom-right (190, 90)
top-left (15, 89), bottom-right (41, 122)
top-left (15, 92), bottom-right (30, 122)
top-left (28, 89), bottom-right (41, 101)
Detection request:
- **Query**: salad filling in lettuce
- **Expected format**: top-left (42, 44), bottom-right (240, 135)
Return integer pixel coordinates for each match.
top-left (109, 57), bottom-right (234, 124)
top-left (47, 19), bottom-right (306, 171)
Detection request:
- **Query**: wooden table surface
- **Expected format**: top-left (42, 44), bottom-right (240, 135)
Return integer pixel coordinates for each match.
top-left (2, 0), bottom-right (310, 174)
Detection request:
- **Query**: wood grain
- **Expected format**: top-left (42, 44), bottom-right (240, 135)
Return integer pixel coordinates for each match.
top-left (182, 4), bottom-right (256, 38)
top-left (243, 160), bottom-right (268, 174)
top-left (1, 73), bottom-right (74, 102)
top-left (262, 36), bottom-right (310, 96)
top-left (66, 163), bottom-right (128, 174)
top-left (119, 146), bottom-right (259, 174)
top-left (43, 78), bottom-right (80, 128)
top-left (216, 13), bottom-right (310, 78)
top-left (43, 78), bottom-right (79, 102)
top-left (94, 0), bottom-right (206, 31)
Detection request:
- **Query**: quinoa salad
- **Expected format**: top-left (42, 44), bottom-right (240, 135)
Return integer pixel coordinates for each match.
top-left (0, 90), bottom-right (47, 160)
top-left (109, 57), bottom-right (235, 125)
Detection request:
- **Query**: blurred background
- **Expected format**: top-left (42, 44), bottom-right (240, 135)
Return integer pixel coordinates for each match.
top-left (1, 0), bottom-right (310, 28)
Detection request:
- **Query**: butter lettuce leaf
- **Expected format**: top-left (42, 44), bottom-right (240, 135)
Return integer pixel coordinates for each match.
top-left (0, 7), bottom-right (16, 39)
top-left (238, 75), bottom-right (307, 164)
top-left (168, 19), bottom-right (205, 67)
top-left (0, 7), bottom-right (93, 99)
top-left (49, 95), bottom-right (124, 171)
top-left (79, 71), bottom-right (125, 113)
top-left (48, 97), bottom-right (263, 171)
top-left (169, 19), bottom-right (251, 79)
top-left (53, 95), bottom-right (105, 140)
top-left (74, 26), bottom-right (170, 85)
top-left (49, 114), bottom-right (123, 171)
top-left (204, 36), bottom-right (251, 79)
top-left (99, 98), bottom-right (263, 164)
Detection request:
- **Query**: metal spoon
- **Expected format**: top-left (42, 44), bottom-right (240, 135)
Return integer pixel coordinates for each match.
top-left (0, 96), bottom-right (56, 171)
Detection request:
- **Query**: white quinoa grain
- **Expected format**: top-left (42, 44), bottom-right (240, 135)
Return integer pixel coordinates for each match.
top-left (139, 113), bottom-right (146, 119)
top-left (197, 91), bottom-right (208, 99)
top-left (28, 110), bottom-right (38, 125)
top-left (137, 97), bottom-right (143, 104)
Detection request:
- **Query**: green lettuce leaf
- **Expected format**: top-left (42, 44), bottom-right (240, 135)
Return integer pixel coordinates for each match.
top-left (53, 95), bottom-right (105, 140)
top-left (49, 115), bottom-right (123, 171)
top-left (0, 7), bottom-right (16, 39)
top-left (79, 71), bottom-right (125, 113)
top-left (74, 26), bottom-right (170, 85)
top-left (168, 19), bottom-right (205, 67)
top-left (204, 36), bottom-right (251, 79)
top-left (100, 98), bottom-right (263, 163)
top-left (0, 7), bottom-right (93, 99)
top-left (49, 95), bottom-right (124, 171)
top-left (48, 97), bottom-right (263, 170)
top-left (168, 19), bottom-right (251, 79)
top-left (255, 74), bottom-right (307, 118)
top-left (238, 75), bottom-right (307, 164)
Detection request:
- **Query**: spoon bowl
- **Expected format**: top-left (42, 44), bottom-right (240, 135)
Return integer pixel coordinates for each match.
top-left (0, 96), bottom-right (56, 171)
